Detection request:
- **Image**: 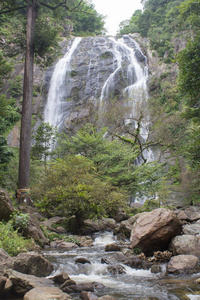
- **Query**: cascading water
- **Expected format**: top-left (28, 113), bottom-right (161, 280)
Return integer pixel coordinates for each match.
top-left (99, 36), bottom-right (154, 162)
top-left (43, 231), bottom-right (198, 300)
top-left (44, 37), bottom-right (82, 129)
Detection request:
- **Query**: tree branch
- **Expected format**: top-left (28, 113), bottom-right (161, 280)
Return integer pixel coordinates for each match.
top-left (40, 0), bottom-right (84, 11)
top-left (0, 5), bottom-right (27, 14)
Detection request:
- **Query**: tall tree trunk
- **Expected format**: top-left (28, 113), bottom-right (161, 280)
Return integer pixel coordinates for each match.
top-left (18, 1), bottom-right (37, 205)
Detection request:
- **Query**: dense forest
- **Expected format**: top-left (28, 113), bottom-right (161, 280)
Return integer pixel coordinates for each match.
top-left (0, 0), bottom-right (199, 253)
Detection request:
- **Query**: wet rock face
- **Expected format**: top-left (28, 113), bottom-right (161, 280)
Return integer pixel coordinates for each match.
top-left (44, 35), bottom-right (145, 134)
top-left (130, 208), bottom-right (182, 256)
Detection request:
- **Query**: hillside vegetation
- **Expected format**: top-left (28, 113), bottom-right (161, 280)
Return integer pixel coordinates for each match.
top-left (0, 0), bottom-right (199, 237)
top-left (119, 0), bottom-right (200, 204)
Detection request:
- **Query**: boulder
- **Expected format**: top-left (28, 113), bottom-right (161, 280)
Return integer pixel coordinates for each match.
top-left (0, 248), bottom-right (11, 260)
top-left (13, 251), bottom-right (54, 277)
top-left (182, 223), bottom-right (200, 236)
top-left (176, 207), bottom-right (200, 222)
top-left (0, 188), bottom-right (14, 221)
top-left (62, 283), bottom-right (94, 293)
top-left (23, 286), bottom-right (72, 300)
top-left (42, 216), bottom-right (67, 227)
top-left (167, 255), bottom-right (200, 274)
top-left (107, 264), bottom-right (126, 275)
top-left (117, 213), bottom-right (145, 238)
top-left (50, 240), bottom-right (78, 249)
top-left (51, 273), bottom-right (71, 284)
top-left (0, 275), bottom-right (12, 296)
top-left (150, 265), bottom-right (162, 273)
top-left (0, 256), bottom-right (15, 276)
top-left (60, 279), bottom-right (76, 291)
top-left (21, 213), bottom-right (49, 246)
top-left (5, 269), bottom-right (54, 296)
top-left (74, 235), bottom-right (93, 247)
top-left (75, 257), bottom-right (91, 264)
top-left (105, 244), bottom-right (121, 252)
top-left (80, 291), bottom-right (98, 300)
top-left (0, 276), bottom-right (6, 295)
top-left (130, 208), bottom-right (182, 255)
top-left (98, 296), bottom-right (117, 300)
top-left (42, 216), bottom-right (67, 232)
top-left (169, 234), bottom-right (200, 256)
top-left (83, 218), bottom-right (117, 234)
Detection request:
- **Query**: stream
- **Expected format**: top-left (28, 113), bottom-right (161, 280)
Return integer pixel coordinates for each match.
top-left (43, 232), bottom-right (200, 300)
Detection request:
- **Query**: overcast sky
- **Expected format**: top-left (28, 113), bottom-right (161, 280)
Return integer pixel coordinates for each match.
top-left (91, 0), bottom-right (143, 35)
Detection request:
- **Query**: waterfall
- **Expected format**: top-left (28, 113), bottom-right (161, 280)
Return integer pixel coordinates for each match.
top-left (43, 35), bottom-right (154, 161)
top-left (99, 35), bottom-right (154, 162)
top-left (44, 37), bottom-right (82, 130)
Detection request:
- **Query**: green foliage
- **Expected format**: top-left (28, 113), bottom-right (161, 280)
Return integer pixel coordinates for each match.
top-left (58, 124), bottom-right (164, 199)
top-left (0, 221), bottom-right (35, 256)
top-left (0, 50), bottom-right (13, 87)
top-left (34, 155), bottom-right (128, 227)
top-left (31, 122), bottom-right (59, 167)
top-left (71, 2), bottom-right (106, 36)
top-left (11, 212), bottom-right (30, 232)
top-left (185, 123), bottom-right (200, 171)
top-left (47, 232), bottom-right (80, 245)
top-left (177, 34), bottom-right (200, 120)
top-left (118, 0), bottom-right (183, 60)
top-left (8, 75), bottom-right (23, 97)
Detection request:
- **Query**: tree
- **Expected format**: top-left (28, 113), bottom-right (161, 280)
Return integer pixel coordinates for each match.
top-left (31, 122), bottom-right (58, 169)
top-left (0, 0), bottom-right (87, 204)
top-left (58, 124), bottom-right (164, 200)
top-left (34, 155), bottom-right (127, 231)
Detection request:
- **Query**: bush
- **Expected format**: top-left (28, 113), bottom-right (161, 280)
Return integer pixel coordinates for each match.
top-left (0, 221), bottom-right (35, 256)
top-left (34, 155), bottom-right (128, 229)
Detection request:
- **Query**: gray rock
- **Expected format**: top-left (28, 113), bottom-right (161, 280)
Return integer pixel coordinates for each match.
top-left (62, 283), bottom-right (94, 293)
top-left (23, 286), bottom-right (72, 300)
top-left (50, 240), bottom-right (78, 249)
top-left (105, 244), bottom-right (121, 252)
top-left (151, 264), bottom-right (162, 273)
top-left (84, 218), bottom-right (117, 233)
top-left (107, 264), bottom-right (126, 275)
top-left (0, 248), bottom-right (11, 260)
top-left (5, 269), bottom-right (54, 296)
top-left (0, 188), bottom-right (14, 221)
top-left (130, 208), bottom-right (182, 256)
top-left (80, 291), bottom-right (98, 300)
top-left (182, 223), bottom-right (200, 236)
top-left (75, 257), bottom-right (91, 264)
top-left (13, 251), bottom-right (54, 277)
top-left (176, 207), bottom-right (200, 222)
top-left (98, 296), bottom-right (117, 300)
top-left (167, 255), bottom-right (200, 274)
top-left (169, 234), bottom-right (200, 256)
top-left (51, 272), bottom-right (71, 284)
top-left (118, 213), bottom-right (144, 238)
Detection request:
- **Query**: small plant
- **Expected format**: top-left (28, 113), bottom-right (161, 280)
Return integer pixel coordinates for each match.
top-left (133, 247), bottom-right (142, 255)
top-left (12, 212), bottom-right (30, 232)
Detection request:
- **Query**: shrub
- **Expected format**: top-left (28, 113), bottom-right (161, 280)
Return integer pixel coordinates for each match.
top-left (34, 155), bottom-right (128, 229)
top-left (0, 221), bottom-right (35, 256)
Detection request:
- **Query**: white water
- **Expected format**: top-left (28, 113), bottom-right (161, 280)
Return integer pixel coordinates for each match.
top-left (98, 36), bottom-right (153, 162)
top-left (43, 232), bottom-right (186, 299)
top-left (44, 37), bottom-right (82, 129)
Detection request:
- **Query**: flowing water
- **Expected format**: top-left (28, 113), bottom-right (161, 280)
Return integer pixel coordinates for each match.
top-left (43, 232), bottom-right (200, 300)
top-left (44, 37), bottom-right (82, 129)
